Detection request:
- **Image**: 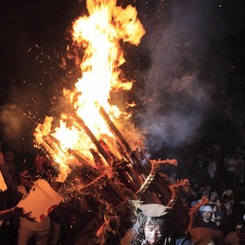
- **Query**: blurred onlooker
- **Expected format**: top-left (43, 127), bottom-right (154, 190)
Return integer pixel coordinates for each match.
top-left (235, 154), bottom-right (244, 187)
top-left (189, 184), bottom-right (201, 207)
top-left (214, 198), bottom-right (226, 222)
top-left (198, 205), bottom-right (218, 231)
top-left (188, 201), bottom-right (227, 244)
top-left (0, 161), bottom-right (22, 244)
top-left (211, 201), bottom-right (227, 235)
top-left (3, 150), bottom-right (16, 178)
top-left (208, 156), bottom-right (217, 182)
top-left (222, 189), bottom-right (234, 217)
top-left (209, 191), bottom-right (219, 204)
top-left (196, 189), bottom-right (211, 210)
top-left (225, 219), bottom-right (245, 245)
top-left (214, 215), bottom-right (224, 232)
top-left (225, 153), bottom-right (237, 187)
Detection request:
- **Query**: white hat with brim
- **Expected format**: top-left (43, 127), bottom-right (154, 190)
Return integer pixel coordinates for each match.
top-left (202, 205), bottom-right (213, 212)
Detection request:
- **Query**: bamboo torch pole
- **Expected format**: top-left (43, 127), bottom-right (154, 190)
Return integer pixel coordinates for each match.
top-left (68, 115), bottom-right (113, 165)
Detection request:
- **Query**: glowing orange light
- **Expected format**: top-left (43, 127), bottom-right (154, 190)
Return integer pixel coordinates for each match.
top-left (34, 0), bottom-right (145, 182)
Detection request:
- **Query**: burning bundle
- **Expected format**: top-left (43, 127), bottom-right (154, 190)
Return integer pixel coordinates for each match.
top-left (31, 0), bottom-right (190, 243)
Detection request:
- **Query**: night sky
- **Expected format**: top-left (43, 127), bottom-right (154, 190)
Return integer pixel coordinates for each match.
top-left (0, 0), bottom-right (245, 158)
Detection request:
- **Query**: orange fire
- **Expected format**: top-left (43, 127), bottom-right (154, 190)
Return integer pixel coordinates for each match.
top-left (34, 0), bottom-right (145, 182)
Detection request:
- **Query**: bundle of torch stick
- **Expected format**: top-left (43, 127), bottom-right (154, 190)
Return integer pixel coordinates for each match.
top-left (12, 103), bottom-right (190, 241)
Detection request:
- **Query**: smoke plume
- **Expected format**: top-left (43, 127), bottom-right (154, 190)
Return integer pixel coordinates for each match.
top-left (136, 0), bottom-right (226, 151)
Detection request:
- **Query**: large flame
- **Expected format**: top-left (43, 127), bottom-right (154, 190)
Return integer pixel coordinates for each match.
top-left (34, 0), bottom-right (145, 182)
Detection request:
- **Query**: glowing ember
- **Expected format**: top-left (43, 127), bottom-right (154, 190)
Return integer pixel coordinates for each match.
top-left (34, 0), bottom-right (145, 182)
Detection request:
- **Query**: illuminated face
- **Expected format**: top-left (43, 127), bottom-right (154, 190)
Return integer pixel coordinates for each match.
top-left (202, 211), bottom-right (212, 222)
top-left (19, 169), bottom-right (33, 190)
top-left (144, 218), bottom-right (165, 245)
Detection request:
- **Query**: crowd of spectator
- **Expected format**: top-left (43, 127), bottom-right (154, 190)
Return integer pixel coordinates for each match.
top-left (163, 141), bottom-right (245, 244)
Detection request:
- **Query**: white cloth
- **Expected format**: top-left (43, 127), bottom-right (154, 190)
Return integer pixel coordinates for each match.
top-left (0, 152), bottom-right (5, 164)
top-left (17, 184), bottom-right (51, 231)
top-left (0, 169), bottom-right (7, 226)
top-left (0, 170), bottom-right (7, 192)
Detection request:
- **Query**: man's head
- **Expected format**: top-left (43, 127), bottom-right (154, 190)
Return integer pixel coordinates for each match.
top-left (210, 192), bottom-right (218, 202)
top-left (144, 216), bottom-right (166, 244)
top-left (215, 215), bottom-right (223, 227)
top-left (202, 205), bottom-right (213, 223)
top-left (201, 190), bottom-right (210, 199)
top-left (137, 204), bottom-right (173, 245)
top-left (17, 165), bottom-right (33, 190)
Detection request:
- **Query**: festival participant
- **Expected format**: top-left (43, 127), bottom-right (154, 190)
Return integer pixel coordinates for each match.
top-left (119, 203), bottom-right (176, 245)
top-left (222, 188), bottom-right (235, 217)
top-left (211, 201), bottom-right (227, 235)
top-left (198, 205), bottom-right (218, 230)
top-left (214, 198), bottom-right (226, 220)
top-left (119, 178), bottom-right (193, 245)
top-left (209, 191), bottom-right (219, 204)
top-left (0, 161), bottom-right (25, 244)
top-left (187, 199), bottom-right (228, 245)
top-left (16, 164), bottom-right (51, 245)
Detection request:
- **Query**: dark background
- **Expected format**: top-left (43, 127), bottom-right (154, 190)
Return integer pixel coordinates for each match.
top-left (0, 0), bottom-right (245, 159)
